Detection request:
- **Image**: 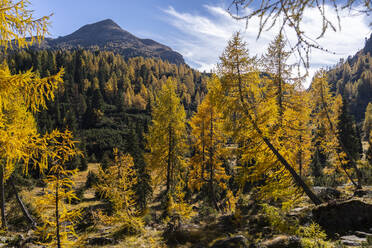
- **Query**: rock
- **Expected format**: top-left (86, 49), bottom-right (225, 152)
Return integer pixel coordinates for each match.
top-left (211, 235), bottom-right (249, 248)
top-left (354, 231), bottom-right (372, 238)
top-left (313, 187), bottom-right (341, 201)
top-left (87, 237), bottom-right (118, 246)
top-left (312, 199), bottom-right (372, 235)
top-left (260, 235), bottom-right (301, 248)
top-left (354, 189), bottom-right (372, 197)
top-left (341, 235), bottom-right (367, 246)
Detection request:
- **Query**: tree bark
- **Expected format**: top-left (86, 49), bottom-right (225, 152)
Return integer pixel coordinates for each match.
top-left (208, 110), bottom-right (219, 210)
top-left (0, 164), bottom-right (6, 229)
top-left (56, 172), bottom-right (61, 248)
top-left (10, 178), bottom-right (36, 228)
top-left (235, 57), bottom-right (322, 205)
top-left (166, 125), bottom-right (172, 193)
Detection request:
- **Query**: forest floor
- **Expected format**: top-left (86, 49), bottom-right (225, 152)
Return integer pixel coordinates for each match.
top-left (1, 164), bottom-right (372, 247)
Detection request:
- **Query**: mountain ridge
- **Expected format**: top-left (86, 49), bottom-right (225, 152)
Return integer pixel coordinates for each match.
top-left (327, 31), bottom-right (372, 122)
top-left (35, 19), bottom-right (185, 64)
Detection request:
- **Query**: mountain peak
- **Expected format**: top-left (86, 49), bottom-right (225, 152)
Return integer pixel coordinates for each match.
top-left (38, 19), bottom-right (185, 64)
top-left (84, 19), bottom-right (123, 31)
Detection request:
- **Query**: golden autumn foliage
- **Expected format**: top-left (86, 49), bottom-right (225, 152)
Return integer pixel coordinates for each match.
top-left (95, 148), bottom-right (144, 234)
top-left (310, 70), bottom-right (362, 188)
top-left (145, 78), bottom-right (186, 194)
top-left (0, 0), bottom-right (65, 229)
top-left (216, 32), bottom-right (321, 206)
top-left (189, 77), bottom-right (236, 211)
top-left (34, 130), bottom-right (82, 248)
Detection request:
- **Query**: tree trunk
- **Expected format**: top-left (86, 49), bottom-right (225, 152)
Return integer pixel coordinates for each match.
top-left (0, 164), bottom-right (6, 229)
top-left (56, 172), bottom-right (61, 248)
top-left (166, 125), bottom-right (172, 193)
top-left (10, 178), bottom-right (36, 228)
top-left (235, 58), bottom-right (322, 205)
top-left (209, 111), bottom-right (219, 210)
top-left (201, 119), bottom-right (206, 181)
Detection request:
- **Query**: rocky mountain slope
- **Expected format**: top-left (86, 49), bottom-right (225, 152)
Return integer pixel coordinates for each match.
top-left (35, 19), bottom-right (185, 64)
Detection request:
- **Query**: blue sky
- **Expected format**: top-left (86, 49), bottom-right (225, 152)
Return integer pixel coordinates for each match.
top-left (31, 0), bottom-right (371, 87)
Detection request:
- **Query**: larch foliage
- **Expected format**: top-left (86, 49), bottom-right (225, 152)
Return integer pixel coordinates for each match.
top-left (145, 78), bottom-right (191, 218)
top-left (0, 0), bottom-right (64, 228)
top-left (145, 78), bottom-right (186, 193)
top-left (95, 148), bottom-right (143, 234)
top-left (310, 70), bottom-right (362, 188)
top-left (34, 130), bottom-right (82, 248)
top-left (189, 76), bottom-right (235, 211)
top-left (217, 32), bottom-right (321, 206)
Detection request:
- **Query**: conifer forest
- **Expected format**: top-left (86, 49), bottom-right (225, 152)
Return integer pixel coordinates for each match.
top-left (0, 0), bottom-right (372, 247)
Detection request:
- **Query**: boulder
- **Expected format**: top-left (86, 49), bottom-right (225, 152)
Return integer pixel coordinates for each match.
top-left (354, 231), bottom-right (372, 238)
top-left (260, 235), bottom-right (301, 248)
top-left (313, 187), bottom-right (341, 201)
top-left (211, 235), bottom-right (249, 248)
top-left (312, 199), bottom-right (372, 235)
top-left (340, 235), bottom-right (367, 246)
top-left (87, 237), bottom-right (118, 246)
top-left (354, 189), bottom-right (372, 197)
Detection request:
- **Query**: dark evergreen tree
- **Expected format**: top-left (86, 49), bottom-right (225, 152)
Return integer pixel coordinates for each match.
top-left (337, 98), bottom-right (362, 162)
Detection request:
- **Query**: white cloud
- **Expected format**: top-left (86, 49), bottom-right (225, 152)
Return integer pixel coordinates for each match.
top-left (162, 4), bottom-right (371, 87)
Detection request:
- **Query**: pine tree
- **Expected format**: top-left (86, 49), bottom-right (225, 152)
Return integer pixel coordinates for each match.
top-left (336, 98), bottom-right (361, 162)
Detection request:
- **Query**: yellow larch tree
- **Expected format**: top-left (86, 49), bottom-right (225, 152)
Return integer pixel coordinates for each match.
top-left (34, 130), bottom-right (82, 248)
top-left (95, 148), bottom-right (143, 234)
top-left (189, 77), bottom-right (234, 211)
top-left (310, 70), bottom-right (362, 188)
top-left (216, 32), bottom-right (321, 206)
top-left (145, 78), bottom-right (192, 218)
top-left (0, 0), bottom-right (64, 228)
top-left (145, 79), bottom-right (186, 188)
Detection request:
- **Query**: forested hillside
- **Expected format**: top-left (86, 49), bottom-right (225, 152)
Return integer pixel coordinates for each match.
top-left (328, 33), bottom-right (372, 122)
top-left (6, 49), bottom-right (208, 161)
top-left (2, 1), bottom-right (372, 247)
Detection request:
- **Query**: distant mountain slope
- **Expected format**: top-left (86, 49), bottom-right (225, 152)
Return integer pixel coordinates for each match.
top-left (328, 32), bottom-right (372, 122)
top-left (36, 19), bottom-right (185, 64)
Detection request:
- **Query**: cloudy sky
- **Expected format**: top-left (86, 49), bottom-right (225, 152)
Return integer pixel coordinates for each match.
top-left (31, 0), bottom-right (371, 87)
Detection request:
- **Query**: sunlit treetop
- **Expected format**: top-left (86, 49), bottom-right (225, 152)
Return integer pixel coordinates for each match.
top-left (0, 0), bottom-right (50, 49)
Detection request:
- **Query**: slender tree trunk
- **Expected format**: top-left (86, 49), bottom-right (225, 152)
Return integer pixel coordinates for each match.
top-left (166, 125), bottom-right (172, 193)
top-left (201, 119), bottom-right (206, 181)
top-left (0, 164), bottom-right (6, 229)
top-left (298, 135), bottom-right (303, 177)
top-left (56, 172), bottom-right (61, 248)
top-left (208, 111), bottom-right (219, 210)
top-left (10, 178), bottom-right (36, 228)
top-left (235, 58), bottom-right (322, 205)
